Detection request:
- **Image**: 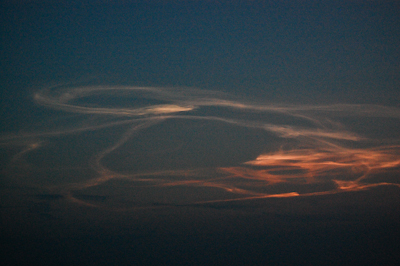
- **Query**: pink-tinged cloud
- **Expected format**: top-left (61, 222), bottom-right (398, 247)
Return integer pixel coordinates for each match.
top-left (1, 85), bottom-right (399, 209)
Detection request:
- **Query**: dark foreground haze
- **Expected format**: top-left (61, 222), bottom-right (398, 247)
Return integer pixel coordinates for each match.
top-left (1, 1), bottom-right (400, 265)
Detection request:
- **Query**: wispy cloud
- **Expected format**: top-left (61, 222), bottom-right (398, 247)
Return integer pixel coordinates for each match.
top-left (2, 85), bottom-right (400, 210)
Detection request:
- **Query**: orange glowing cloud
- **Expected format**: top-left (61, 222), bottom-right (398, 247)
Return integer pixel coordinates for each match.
top-left (1, 85), bottom-right (399, 209)
top-left (220, 144), bottom-right (400, 198)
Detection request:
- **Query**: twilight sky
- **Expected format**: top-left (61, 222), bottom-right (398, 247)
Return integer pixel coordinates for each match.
top-left (1, 1), bottom-right (400, 265)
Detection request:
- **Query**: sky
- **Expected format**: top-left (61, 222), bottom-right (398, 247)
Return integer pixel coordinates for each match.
top-left (1, 1), bottom-right (400, 265)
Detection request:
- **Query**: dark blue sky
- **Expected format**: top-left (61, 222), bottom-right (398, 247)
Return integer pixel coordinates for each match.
top-left (1, 0), bottom-right (399, 104)
top-left (1, 1), bottom-right (400, 265)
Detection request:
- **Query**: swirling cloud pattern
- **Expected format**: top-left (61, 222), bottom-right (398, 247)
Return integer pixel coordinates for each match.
top-left (2, 85), bottom-right (399, 210)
